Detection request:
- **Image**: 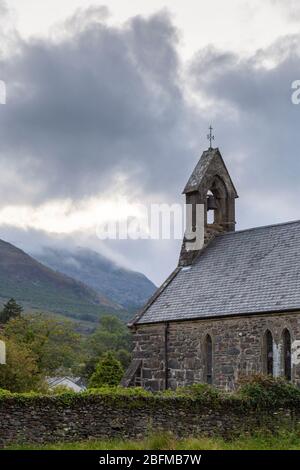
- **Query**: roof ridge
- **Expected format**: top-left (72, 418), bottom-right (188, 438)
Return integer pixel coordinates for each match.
top-left (219, 218), bottom-right (300, 237)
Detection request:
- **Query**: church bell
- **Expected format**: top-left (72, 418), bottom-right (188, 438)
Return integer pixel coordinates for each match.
top-left (207, 194), bottom-right (218, 211)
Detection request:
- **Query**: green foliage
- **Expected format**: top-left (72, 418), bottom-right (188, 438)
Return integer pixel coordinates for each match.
top-left (237, 373), bottom-right (300, 408)
top-left (1, 373), bottom-right (300, 408)
top-left (114, 349), bottom-right (132, 369)
top-left (4, 313), bottom-right (84, 375)
top-left (88, 315), bottom-right (132, 358)
top-left (176, 383), bottom-right (223, 401)
top-left (83, 315), bottom-right (132, 379)
top-left (48, 385), bottom-right (77, 395)
top-left (88, 352), bottom-right (124, 388)
top-left (0, 312), bottom-right (132, 393)
top-left (0, 388), bottom-right (12, 396)
top-left (0, 298), bottom-right (23, 324)
top-left (86, 385), bottom-right (153, 399)
top-left (0, 336), bottom-right (42, 392)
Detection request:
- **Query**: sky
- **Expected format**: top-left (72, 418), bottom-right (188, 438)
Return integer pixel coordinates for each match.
top-left (0, 0), bottom-right (300, 284)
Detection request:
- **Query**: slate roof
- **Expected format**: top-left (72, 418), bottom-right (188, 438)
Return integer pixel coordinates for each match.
top-left (135, 220), bottom-right (300, 324)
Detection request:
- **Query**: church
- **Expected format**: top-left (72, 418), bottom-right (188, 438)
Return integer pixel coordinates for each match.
top-left (122, 143), bottom-right (300, 391)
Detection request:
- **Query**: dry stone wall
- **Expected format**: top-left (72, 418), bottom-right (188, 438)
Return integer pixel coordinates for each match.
top-left (0, 394), bottom-right (298, 447)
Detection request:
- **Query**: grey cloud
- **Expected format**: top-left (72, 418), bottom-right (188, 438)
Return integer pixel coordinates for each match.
top-left (0, 9), bottom-right (200, 207)
top-left (62, 5), bottom-right (110, 33)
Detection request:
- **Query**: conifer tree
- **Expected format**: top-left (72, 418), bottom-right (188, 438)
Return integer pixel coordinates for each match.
top-left (88, 352), bottom-right (124, 388)
top-left (0, 299), bottom-right (23, 325)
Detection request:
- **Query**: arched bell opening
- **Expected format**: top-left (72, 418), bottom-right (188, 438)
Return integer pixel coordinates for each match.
top-left (205, 175), bottom-right (228, 229)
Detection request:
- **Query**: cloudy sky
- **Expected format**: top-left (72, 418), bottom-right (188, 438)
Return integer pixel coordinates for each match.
top-left (0, 0), bottom-right (300, 284)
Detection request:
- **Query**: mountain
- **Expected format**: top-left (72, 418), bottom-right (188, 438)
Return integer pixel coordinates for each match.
top-left (32, 246), bottom-right (156, 310)
top-left (0, 238), bottom-right (125, 323)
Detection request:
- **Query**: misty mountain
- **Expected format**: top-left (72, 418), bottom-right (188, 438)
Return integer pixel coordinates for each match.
top-left (0, 238), bottom-right (124, 323)
top-left (32, 246), bottom-right (156, 310)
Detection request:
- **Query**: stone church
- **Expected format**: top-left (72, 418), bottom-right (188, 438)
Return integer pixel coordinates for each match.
top-left (122, 146), bottom-right (300, 391)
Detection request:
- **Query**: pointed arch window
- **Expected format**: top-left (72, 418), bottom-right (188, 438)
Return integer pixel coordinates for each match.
top-left (264, 330), bottom-right (273, 376)
top-left (205, 334), bottom-right (213, 384)
top-left (282, 329), bottom-right (292, 381)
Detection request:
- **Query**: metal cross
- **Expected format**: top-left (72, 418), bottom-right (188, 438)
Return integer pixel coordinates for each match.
top-left (207, 125), bottom-right (214, 149)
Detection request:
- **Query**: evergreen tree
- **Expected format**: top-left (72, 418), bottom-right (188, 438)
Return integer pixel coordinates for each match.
top-left (0, 299), bottom-right (23, 324)
top-left (88, 352), bottom-right (124, 388)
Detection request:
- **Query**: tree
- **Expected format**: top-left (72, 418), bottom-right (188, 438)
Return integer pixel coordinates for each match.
top-left (0, 299), bottom-right (23, 324)
top-left (88, 352), bottom-right (124, 388)
top-left (88, 315), bottom-right (132, 354)
top-left (4, 313), bottom-right (83, 375)
top-left (0, 337), bottom-right (41, 392)
top-left (83, 315), bottom-right (132, 379)
top-left (115, 349), bottom-right (131, 369)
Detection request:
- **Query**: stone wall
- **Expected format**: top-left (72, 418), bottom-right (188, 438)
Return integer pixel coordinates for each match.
top-left (0, 394), bottom-right (298, 447)
top-left (131, 312), bottom-right (300, 391)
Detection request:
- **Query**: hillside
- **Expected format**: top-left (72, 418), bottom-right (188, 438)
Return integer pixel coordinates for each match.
top-left (32, 246), bottom-right (156, 310)
top-left (0, 239), bottom-right (126, 322)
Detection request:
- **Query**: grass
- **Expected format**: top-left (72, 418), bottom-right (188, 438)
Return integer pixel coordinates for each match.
top-left (5, 430), bottom-right (300, 450)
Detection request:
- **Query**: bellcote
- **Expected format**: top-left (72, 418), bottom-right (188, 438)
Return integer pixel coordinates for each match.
top-left (179, 147), bottom-right (238, 266)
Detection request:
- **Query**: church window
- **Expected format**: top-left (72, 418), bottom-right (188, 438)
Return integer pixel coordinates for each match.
top-left (205, 334), bottom-right (213, 384)
top-left (282, 329), bottom-right (292, 381)
top-left (264, 330), bottom-right (273, 376)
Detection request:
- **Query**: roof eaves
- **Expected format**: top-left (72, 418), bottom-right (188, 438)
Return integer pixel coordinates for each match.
top-left (137, 306), bottom-right (300, 326)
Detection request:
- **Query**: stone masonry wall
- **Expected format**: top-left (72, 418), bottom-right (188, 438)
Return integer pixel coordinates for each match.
top-left (0, 395), bottom-right (298, 447)
top-left (131, 312), bottom-right (300, 391)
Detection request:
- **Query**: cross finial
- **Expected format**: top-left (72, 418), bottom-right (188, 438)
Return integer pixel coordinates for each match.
top-left (207, 125), bottom-right (214, 149)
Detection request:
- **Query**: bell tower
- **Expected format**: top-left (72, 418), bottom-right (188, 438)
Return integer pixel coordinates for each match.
top-left (179, 146), bottom-right (238, 266)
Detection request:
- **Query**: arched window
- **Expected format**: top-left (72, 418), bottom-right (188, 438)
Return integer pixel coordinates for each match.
top-left (205, 334), bottom-right (213, 384)
top-left (264, 330), bottom-right (273, 376)
top-left (282, 329), bottom-right (292, 381)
